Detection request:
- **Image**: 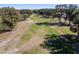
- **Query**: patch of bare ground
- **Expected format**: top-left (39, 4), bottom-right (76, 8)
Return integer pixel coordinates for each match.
top-left (5, 28), bottom-right (48, 54)
top-left (0, 32), bottom-right (11, 42)
top-left (0, 18), bottom-right (34, 53)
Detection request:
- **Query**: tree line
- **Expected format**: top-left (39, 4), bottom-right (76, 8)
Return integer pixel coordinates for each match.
top-left (33, 4), bottom-right (79, 38)
top-left (0, 7), bottom-right (32, 32)
top-left (0, 4), bottom-right (79, 38)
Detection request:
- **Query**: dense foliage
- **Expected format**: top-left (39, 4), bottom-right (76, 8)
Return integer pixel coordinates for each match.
top-left (41, 34), bottom-right (79, 54)
top-left (20, 9), bottom-right (32, 21)
top-left (33, 4), bottom-right (79, 36)
top-left (0, 7), bottom-right (32, 32)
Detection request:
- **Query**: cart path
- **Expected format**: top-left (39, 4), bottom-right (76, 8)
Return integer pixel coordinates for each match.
top-left (5, 28), bottom-right (48, 54)
top-left (0, 17), bottom-right (49, 54)
top-left (0, 18), bottom-right (34, 53)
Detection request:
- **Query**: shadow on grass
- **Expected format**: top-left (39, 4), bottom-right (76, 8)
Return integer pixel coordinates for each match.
top-left (41, 34), bottom-right (79, 54)
top-left (35, 22), bottom-right (70, 27)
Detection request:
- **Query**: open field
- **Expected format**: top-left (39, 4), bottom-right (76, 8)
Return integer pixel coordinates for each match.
top-left (18, 15), bottom-right (74, 54)
top-left (0, 14), bottom-right (76, 54)
top-left (0, 4), bottom-right (78, 54)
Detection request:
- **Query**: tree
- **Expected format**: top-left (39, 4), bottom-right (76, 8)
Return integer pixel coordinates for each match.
top-left (67, 4), bottom-right (78, 25)
top-left (70, 11), bottom-right (79, 39)
top-left (0, 7), bottom-right (19, 31)
top-left (20, 9), bottom-right (32, 20)
top-left (55, 4), bottom-right (68, 24)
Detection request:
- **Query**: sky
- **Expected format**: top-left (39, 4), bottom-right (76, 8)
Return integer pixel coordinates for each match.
top-left (0, 4), bottom-right (79, 9)
top-left (0, 4), bottom-right (56, 9)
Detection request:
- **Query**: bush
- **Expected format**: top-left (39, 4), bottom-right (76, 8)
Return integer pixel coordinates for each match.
top-left (41, 34), bottom-right (79, 54)
top-left (0, 7), bottom-right (19, 32)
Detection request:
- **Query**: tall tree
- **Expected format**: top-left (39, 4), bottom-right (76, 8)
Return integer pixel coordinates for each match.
top-left (67, 4), bottom-right (78, 25)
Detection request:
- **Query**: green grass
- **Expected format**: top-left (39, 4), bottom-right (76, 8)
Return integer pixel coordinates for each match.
top-left (20, 15), bottom-right (75, 54)
top-left (21, 25), bottom-right (60, 54)
top-left (31, 15), bottom-right (54, 23)
top-left (17, 24), bottom-right (40, 46)
top-left (31, 15), bottom-right (60, 35)
top-left (40, 25), bottom-right (59, 35)
top-left (31, 15), bottom-right (74, 35)
top-left (54, 27), bottom-right (75, 34)
top-left (20, 15), bottom-right (60, 54)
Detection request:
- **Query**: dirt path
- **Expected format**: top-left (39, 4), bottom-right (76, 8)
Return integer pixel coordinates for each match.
top-left (0, 32), bottom-right (11, 42)
top-left (0, 18), bottom-right (34, 53)
top-left (0, 17), bottom-right (49, 54)
top-left (0, 20), bottom-right (67, 53)
top-left (4, 28), bottom-right (48, 53)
